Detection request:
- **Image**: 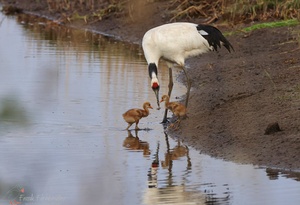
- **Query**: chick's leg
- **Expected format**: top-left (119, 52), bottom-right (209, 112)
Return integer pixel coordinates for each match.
top-left (126, 123), bottom-right (133, 130)
top-left (135, 120), bottom-right (140, 130)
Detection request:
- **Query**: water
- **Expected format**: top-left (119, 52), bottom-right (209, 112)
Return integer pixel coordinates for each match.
top-left (0, 11), bottom-right (300, 205)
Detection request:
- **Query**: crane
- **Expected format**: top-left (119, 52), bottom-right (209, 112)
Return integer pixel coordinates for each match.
top-left (142, 22), bottom-right (233, 123)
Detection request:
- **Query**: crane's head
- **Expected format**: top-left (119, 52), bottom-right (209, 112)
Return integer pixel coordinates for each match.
top-left (149, 63), bottom-right (161, 110)
top-left (151, 79), bottom-right (160, 110)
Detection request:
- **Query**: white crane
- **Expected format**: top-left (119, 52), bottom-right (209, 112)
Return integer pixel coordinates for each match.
top-left (142, 22), bottom-right (233, 123)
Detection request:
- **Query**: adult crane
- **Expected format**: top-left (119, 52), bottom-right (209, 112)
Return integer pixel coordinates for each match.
top-left (142, 22), bottom-right (233, 123)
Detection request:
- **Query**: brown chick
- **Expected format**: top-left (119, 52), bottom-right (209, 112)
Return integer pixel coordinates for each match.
top-left (160, 95), bottom-right (187, 127)
top-left (122, 102), bottom-right (153, 130)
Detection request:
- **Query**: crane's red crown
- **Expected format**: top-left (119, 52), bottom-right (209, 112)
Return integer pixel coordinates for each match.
top-left (152, 82), bottom-right (159, 89)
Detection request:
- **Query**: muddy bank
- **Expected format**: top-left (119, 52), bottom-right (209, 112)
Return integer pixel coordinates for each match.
top-left (1, 0), bottom-right (300, 171)
top-left (171, 26), bottom-right (300, 170)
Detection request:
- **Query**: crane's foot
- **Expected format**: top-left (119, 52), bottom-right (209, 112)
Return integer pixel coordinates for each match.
top-left (161, 118), bottom-right (169, 124)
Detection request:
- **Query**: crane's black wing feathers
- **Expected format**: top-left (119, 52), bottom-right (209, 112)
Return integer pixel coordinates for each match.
top-left (196, 24), bottom-right (234, 52)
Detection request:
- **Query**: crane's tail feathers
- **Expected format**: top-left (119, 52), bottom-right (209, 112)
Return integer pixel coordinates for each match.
top-left (196, 24), bottom-right (234, 53)
top-left (222, 40), bottom-right (234, 53)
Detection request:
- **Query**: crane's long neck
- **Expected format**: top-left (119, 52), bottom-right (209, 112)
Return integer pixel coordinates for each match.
top-left (148, 63), bottom-right (158, 81)
top-left (148, 63), bottom-right (160, 108)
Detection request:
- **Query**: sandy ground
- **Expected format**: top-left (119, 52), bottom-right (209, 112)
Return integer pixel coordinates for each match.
top-left (1, 0), bottom-right (300, 170)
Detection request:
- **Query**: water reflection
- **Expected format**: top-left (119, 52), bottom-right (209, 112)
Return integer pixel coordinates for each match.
top-left (142, 133), bottom-right (230, 205)
top-left (265, 167), bottom-right (300, 181)
top-left (161, 134), bottom-right (191, 170)
top-left (123, 130), bottom-right (150, 156)
top-left (16, 13), bottom-right (141, 57)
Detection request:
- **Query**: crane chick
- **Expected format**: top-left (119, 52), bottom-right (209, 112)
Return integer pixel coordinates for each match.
top-left (123, 102), bottom-right (153, 130)
top-left (160, 95), bottom-right (187, 128)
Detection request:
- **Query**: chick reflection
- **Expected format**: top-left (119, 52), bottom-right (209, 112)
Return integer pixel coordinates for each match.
top-left (143, 133), bottom-right (206, 205)
top-left (123, 130), bottom-right (150, 156)
top-left (161, 136), bottom-right (191, 170)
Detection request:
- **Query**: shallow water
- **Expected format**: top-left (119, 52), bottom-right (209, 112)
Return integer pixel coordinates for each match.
top-left (0, 12), bottom-right (300, 205)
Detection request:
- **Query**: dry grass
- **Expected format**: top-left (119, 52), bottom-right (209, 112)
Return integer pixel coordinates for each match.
top-left (46, 0), bottom-right (126, 23)
top-left (4, 0), bottom-right (299, 24)
top-left (167, 0), bottom-right (300, 23)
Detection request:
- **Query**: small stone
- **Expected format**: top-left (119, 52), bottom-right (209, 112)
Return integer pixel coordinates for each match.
top-left (264, 122), bottom-right (282, 135)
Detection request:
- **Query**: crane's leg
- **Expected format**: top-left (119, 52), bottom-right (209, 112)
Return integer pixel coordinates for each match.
top-left (162, 67), bottom-right (173, 123)
top-left (167, 67), bottom-right (174, 98)
top-left (182, 66), bottom-right (191, 107)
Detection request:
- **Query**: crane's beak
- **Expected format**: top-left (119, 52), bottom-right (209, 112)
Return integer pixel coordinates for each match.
top-left (153, 87), bottom-right (160, 110)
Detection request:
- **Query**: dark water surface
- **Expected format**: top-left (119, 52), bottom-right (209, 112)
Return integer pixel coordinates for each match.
top-left (0, 11), bottom-right (300, 205)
